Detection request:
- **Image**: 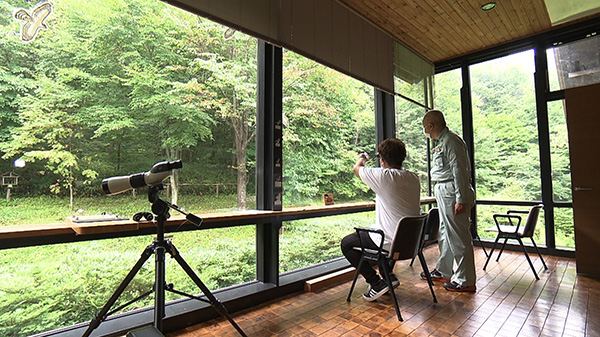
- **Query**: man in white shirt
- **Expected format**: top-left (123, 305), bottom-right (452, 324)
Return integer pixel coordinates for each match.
top-left (341, 138), bottom-right (421, 301)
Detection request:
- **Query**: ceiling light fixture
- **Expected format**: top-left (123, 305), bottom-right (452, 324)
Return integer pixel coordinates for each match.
top-left (481, 2), bottom-right (496, 11)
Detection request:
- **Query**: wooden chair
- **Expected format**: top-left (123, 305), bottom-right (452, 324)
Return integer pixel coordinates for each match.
top-left (482, 204), bottom-right (548, 279)
top-left (346, 214), bottom-right (437, 321)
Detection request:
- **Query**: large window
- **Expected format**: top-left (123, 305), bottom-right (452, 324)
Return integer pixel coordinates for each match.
top-left (395, 96), bottom-right (428, 193)
top-left (0, 0), bottom-right (259, 335)
top-left (433, 69), bottom-right (463, 134)
top-left (1, 0), bottom-right (259, 221)
top-left (279, 50), bottom-right (376, 273)
top-left (469, 51), bottom-right (543, 242)
top-left (0, 226), bottom-right (257, 336)
top-left (279, 213), bottom-right (374, 273)
top-left (281, 50), bottom-right (376, 207)
top-left (548, 100), bottom-right (575, 249)
top-left (394, 71), bottom-right (437, 195)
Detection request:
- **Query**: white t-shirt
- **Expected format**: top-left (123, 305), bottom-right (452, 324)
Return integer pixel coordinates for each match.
top-left (359, 167), bottom-right (421, 250)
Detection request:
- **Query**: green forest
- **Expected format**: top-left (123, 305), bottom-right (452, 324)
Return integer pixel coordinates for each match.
top-left (0, 0), bottom-right (574, 336)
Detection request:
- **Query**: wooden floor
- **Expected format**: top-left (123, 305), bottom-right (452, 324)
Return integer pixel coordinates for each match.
top-left (166, 245), bottom-right (600, 337)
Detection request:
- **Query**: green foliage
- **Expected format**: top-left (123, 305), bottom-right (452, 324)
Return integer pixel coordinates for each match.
top-left (280, 212), bottom-right (374, 272)
top-left (281, 51), bottom-right (375, 203)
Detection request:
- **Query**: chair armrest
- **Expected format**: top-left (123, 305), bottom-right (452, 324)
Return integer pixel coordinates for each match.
top-left (493, 213), bottom-right (522, 232)
top-left (507, 209), bottom-right (529, 215)
top-left (354, 227), bottom-right (385, 252)
top-left (354, 227), bottom-right (383, 235)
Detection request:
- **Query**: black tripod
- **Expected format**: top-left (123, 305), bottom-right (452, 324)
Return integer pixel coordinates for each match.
top-left (82, 184), bottom-right (246, 337)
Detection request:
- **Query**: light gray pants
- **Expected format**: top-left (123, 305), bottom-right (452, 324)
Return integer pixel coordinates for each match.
top-left (435, 182), bottom-right (476, 287)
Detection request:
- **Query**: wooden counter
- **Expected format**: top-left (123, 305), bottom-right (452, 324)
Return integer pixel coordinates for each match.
top-left (0, 198), bottom-right (436, 248)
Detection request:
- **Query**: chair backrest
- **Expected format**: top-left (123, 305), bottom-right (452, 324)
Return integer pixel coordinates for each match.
top-left (388, 214), bottom-right (428, 261)
top-left (522, 204), bottom-right (543, 237)
top-left (422, 208), bottom-right (439, 242)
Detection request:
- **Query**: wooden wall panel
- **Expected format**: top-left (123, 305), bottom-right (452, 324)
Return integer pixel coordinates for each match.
top-left (331, 1), bottom-right (350, 72)
top-left (290, 0), bottom-right (316, 56)
top-left (377, 30), bottom-right (393, 88)
top-left (314, 1), bottom-right (334, 63)
top-left (239, 0), bottom-right (273, 39)
top-left (363, 22), bottom-right (378, 83)
top-left (278, 0), bottom-right (292, 45)
top-left (348, 13), bottom-right (365, 79)
top-left (166, 0), bottom-right (396, 93)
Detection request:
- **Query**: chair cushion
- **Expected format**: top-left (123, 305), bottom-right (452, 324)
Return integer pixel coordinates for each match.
top-left (351, 246), bottom-right (389, 260)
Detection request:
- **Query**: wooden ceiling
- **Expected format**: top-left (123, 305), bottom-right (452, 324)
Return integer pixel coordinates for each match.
top-left (337, 0), bottom-right (600, 64)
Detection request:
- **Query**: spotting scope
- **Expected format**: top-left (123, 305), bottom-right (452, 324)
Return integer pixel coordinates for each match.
top-left (102, 160), bottom-right (182, 195)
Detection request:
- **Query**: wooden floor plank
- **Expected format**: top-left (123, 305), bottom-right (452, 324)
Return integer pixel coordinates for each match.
top-left (165, 245), bottom-right (600, 337)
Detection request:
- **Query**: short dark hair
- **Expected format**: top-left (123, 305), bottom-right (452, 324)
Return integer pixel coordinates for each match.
top-left (378, 138), bottom-right (407, 168)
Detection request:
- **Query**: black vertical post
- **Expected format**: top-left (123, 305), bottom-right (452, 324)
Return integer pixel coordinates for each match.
top-left (534, 42), bottom-right (556, 252)
top-left (256, 40), bottom-right (282, 284)
top-left (460, 63), bottom-right (477, 234)
top-left (425, 76), bottom-right (434, 197)
top-left (375, 89), bottom-right (395, 146)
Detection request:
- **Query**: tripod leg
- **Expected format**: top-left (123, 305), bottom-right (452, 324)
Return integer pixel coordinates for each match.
top-left (81, 245), bottom-right (155, 337)
top-left (168, 243), bottom-right (247, 337)
top-left (154, 244), bottom-right (166, 332)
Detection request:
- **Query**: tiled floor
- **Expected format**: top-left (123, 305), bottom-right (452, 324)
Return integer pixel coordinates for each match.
top-left (166, 245), bottom-right (600, 337)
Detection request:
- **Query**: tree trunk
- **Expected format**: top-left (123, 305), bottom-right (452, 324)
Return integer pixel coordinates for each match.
top-left (69, 183), bottom-right (74, 211)
top-left (166, 148), bottom-right (180, 206)
top-left (231, 89), bottom-right (249, 210)
top-left (171, 169), bottom-right (179, 206)
top-left (236, 145), bottom-right (247, 210)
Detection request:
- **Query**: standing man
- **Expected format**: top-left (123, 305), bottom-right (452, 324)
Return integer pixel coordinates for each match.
top-left (341, 138), bottom-right (420, 301)
top-left (422, 109), bottom-right (477, 292)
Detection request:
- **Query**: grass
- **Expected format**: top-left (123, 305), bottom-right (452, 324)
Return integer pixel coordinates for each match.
top-left (0, 193), bottom-right (244, 227)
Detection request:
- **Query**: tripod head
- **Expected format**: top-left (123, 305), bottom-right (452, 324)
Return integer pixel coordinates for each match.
top-left (148, 183), bottom-right (202, 227)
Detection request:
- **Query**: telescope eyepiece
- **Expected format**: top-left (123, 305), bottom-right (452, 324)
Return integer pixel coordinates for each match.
top-left (150, 160), bottom-right (183, 173)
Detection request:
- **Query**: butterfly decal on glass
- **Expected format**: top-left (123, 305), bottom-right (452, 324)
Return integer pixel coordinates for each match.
top-left (14, 2), bottom-right (53, 42)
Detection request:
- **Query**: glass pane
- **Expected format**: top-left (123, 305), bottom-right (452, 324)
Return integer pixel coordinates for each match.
top-left (548, 100), bottom-right (572, 202)
top-left (0, 0), bottom-right (259, 335)
top-left (470, 50), bottom-right (541, 201)
top-left (282, 50), bottom-right (375, 207)
top-left (434, 69), bottom-right (464, 137)
top-left (0, 227), bottom-right (256, 336)
top-left (0, 0), bottom-right (258, 227)
top-left (394, 76), bottom-right (426, 106)
top-left (547, 33), bottom-right (600, 92)
top-left (547, 100), bottom-right (574, 250)
top-left (476, 204), bottom-right (546, 247)
top-left (554, 207), bottom-right (575, 249)
top-left (280, 212), bottom-right (374, 274)
top-left (395, 98), bottom-right (428, 193)
top-left (393, 41), bottom-right (433, 106)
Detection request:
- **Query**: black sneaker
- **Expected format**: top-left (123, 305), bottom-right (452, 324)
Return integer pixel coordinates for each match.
top-left (388, 273), bottom-right (400, 288)
top-left (363, 279), bottom-right (389, 301)
top-left (443, 281), bottom-right (476, 293)
top-left (420, 269), bottom-right (450, 283)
